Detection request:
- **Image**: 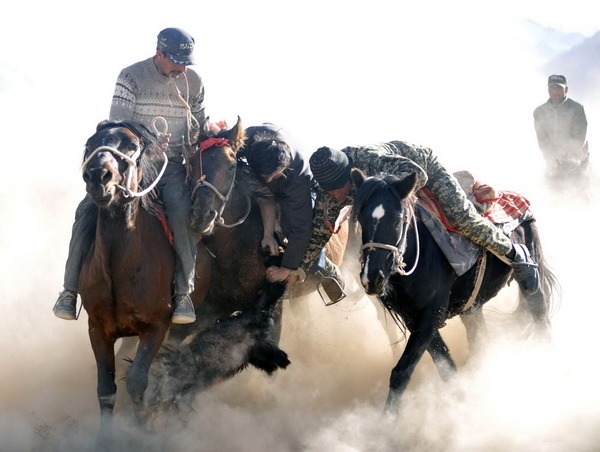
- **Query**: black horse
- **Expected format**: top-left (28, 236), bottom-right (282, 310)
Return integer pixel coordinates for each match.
top-left (351, 170), bottom-right (557, 412)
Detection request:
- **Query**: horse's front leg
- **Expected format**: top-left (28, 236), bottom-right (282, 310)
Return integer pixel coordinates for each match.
top-left (385, 316), bottom-right (437, 413)
top-left (127, 327), bottom-right (169, 423)
top-left (88, 321), bottom-right (117, 442)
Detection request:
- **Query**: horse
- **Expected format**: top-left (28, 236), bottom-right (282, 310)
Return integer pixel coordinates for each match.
top-left (181, 117), bottom-right (348, 337)
top-left (350, 169), bottom-right (557, 412)
top-left (78, 120), bottom-right (177, 439)
top-left (179, 116), bottom-right (271, 336)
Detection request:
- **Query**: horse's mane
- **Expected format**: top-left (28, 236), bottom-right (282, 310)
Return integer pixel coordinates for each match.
top-left (352, 174), bottom-right (416, 222)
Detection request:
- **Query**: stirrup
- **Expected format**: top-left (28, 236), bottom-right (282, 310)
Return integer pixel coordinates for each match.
top-left (316, 271), bottom-right (347, 306)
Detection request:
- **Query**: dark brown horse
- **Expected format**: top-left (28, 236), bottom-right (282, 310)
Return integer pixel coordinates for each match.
top-left (166, 117), bottom-right (270, 340)
top-left (180, 117), bottom-right (348, 336)
top-left (78, 121), bottom-right (176, 438)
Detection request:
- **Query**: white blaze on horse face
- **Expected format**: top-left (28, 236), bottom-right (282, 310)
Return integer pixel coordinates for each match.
top-left (361, 203), bottom-right (386, 287)
top-left (372, 204), bottom-right (386, 220)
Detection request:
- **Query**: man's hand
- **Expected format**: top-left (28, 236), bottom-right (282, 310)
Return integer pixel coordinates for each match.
top-left (157, 132), bottom-right (172, 152)
top-left (261, 235), bottom-right (279, 256)
top-left (208, 120), bottom-right (228, 133)
top-left (266, 266), bottom-right (291, 282)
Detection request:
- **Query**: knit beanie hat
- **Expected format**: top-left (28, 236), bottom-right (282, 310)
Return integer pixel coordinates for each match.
top-left (309, 147), bottom-right (352, 191)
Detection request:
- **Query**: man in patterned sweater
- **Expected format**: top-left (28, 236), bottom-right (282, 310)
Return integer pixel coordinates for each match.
top-left (305, 143), bottom-right (541, 296)
top-left (53, 28), bottom-right (206, 324)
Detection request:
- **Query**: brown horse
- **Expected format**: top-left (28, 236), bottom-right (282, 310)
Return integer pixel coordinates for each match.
top-left (172, 117), bottom-right (270, 337)
top-left (78, 121), bottom-right (176, 438)
top-left (180, 117), bottom-right (348, 335)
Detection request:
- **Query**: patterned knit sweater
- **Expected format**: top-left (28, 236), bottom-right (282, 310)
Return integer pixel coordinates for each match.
top-left (109, 57), bottom-right (206, 160)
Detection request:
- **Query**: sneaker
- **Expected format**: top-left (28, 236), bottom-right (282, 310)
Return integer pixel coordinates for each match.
top-left (510, 244), bottom-right (540, 296)
top-left (171, 294), bottom-right (196, 324)
top-left (53, 290), bottom-right (78, 320)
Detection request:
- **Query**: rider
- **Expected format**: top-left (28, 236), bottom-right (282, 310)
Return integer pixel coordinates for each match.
top-left (241, 123), bottom-right (344, 300)
top-left (53, 27), bottom-right (210, 324)
top-left (241, 124), bottom-right (313, 283)
top-left (307, 143), bottom-right (540, 296)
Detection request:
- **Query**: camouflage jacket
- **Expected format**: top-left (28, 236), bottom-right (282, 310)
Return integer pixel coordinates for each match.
top-left (299, 141), bottom-right (433, 272)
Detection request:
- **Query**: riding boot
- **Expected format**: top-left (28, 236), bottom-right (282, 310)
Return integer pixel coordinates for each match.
top-left (53, 290), bottom-right (78, 320)
top-left (172, 294), bottom-right (196, 324)
top-left (506, 243), bottom-right (540, 296)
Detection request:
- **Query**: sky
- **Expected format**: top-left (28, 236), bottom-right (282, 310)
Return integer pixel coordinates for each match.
top-left (1, 1), bottom-right (600, 451)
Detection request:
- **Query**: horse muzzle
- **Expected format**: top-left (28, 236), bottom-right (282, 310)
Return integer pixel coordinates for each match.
top-left (84, 167), bottom-right (118, 206)
top-left (190, 208), bottom-right (218, 235)
top-left (361, 268), bottom-right (388, 295)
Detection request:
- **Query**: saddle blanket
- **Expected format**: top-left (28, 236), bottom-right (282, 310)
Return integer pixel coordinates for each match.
top-left (416, 172), bottom-right (534, 276)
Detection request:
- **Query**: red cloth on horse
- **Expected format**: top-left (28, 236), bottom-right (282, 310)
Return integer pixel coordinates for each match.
top-left (416, 187), bottom-right (531, 233)
top-left (158, 212), bottom-right (174, 246)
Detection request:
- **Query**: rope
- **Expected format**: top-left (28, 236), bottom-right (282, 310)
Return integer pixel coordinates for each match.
top-left (359, 211), bottom-right (420, 277)
top-left (83, 144), bottom-right (168, 199)
top-left (168, 73), bottom-right (200, 161)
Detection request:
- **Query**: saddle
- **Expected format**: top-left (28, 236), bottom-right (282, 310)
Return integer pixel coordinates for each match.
top-left (416, 170), bottom-right (533, 276)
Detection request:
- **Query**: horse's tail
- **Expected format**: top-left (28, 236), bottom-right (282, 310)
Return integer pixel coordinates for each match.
top-left (517, 220), bottom-right (561, 332)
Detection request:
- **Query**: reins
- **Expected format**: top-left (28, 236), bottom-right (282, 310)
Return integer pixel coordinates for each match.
top-left (190, 138), bottom-right (251, 228)
top-left (360, 208), bottom-right (420, 276)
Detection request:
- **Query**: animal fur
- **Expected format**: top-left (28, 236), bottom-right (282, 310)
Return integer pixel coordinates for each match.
top-left (143, 277), bottom-right (289, 415)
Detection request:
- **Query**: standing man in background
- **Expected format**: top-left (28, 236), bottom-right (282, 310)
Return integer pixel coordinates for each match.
top-left (533, 74), bottom-right (589, 175)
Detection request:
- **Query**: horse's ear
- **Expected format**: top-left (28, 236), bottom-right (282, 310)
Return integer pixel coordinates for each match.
top-left (390, 172), bottom-right (418, 201)
top-left (351, 168), bottom-right (366, 189)
top-left (96, 119), bottom-right (109, 131)
top-left (227, 116), bottom-right (246, 153)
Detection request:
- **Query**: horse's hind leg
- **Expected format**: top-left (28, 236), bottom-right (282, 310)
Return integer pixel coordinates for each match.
top-left (427, 329), bottom-right (457, 382)
top-left (460, 306), bottom-right (488, 355)
top-left (520, 291), bottom-right (551, 339)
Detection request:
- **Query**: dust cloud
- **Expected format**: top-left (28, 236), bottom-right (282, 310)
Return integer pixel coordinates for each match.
top-left (2, 2), bottom-right (600, 451)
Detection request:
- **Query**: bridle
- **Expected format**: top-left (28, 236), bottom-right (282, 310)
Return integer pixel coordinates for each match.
top-left (189, 137), bottom-right (251, 228)
top-left (359, 205), bottom-right (420, 276)
top-left (81, 124), bottom-right (168, 198)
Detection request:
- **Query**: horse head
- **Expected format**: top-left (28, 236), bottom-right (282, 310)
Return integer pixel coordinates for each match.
top-left (82, 120), bottom-right (162, 209)
top-left (351, 169), bottom-right (419, 295)
top-left (189, 116), bottom-right (246, 234)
